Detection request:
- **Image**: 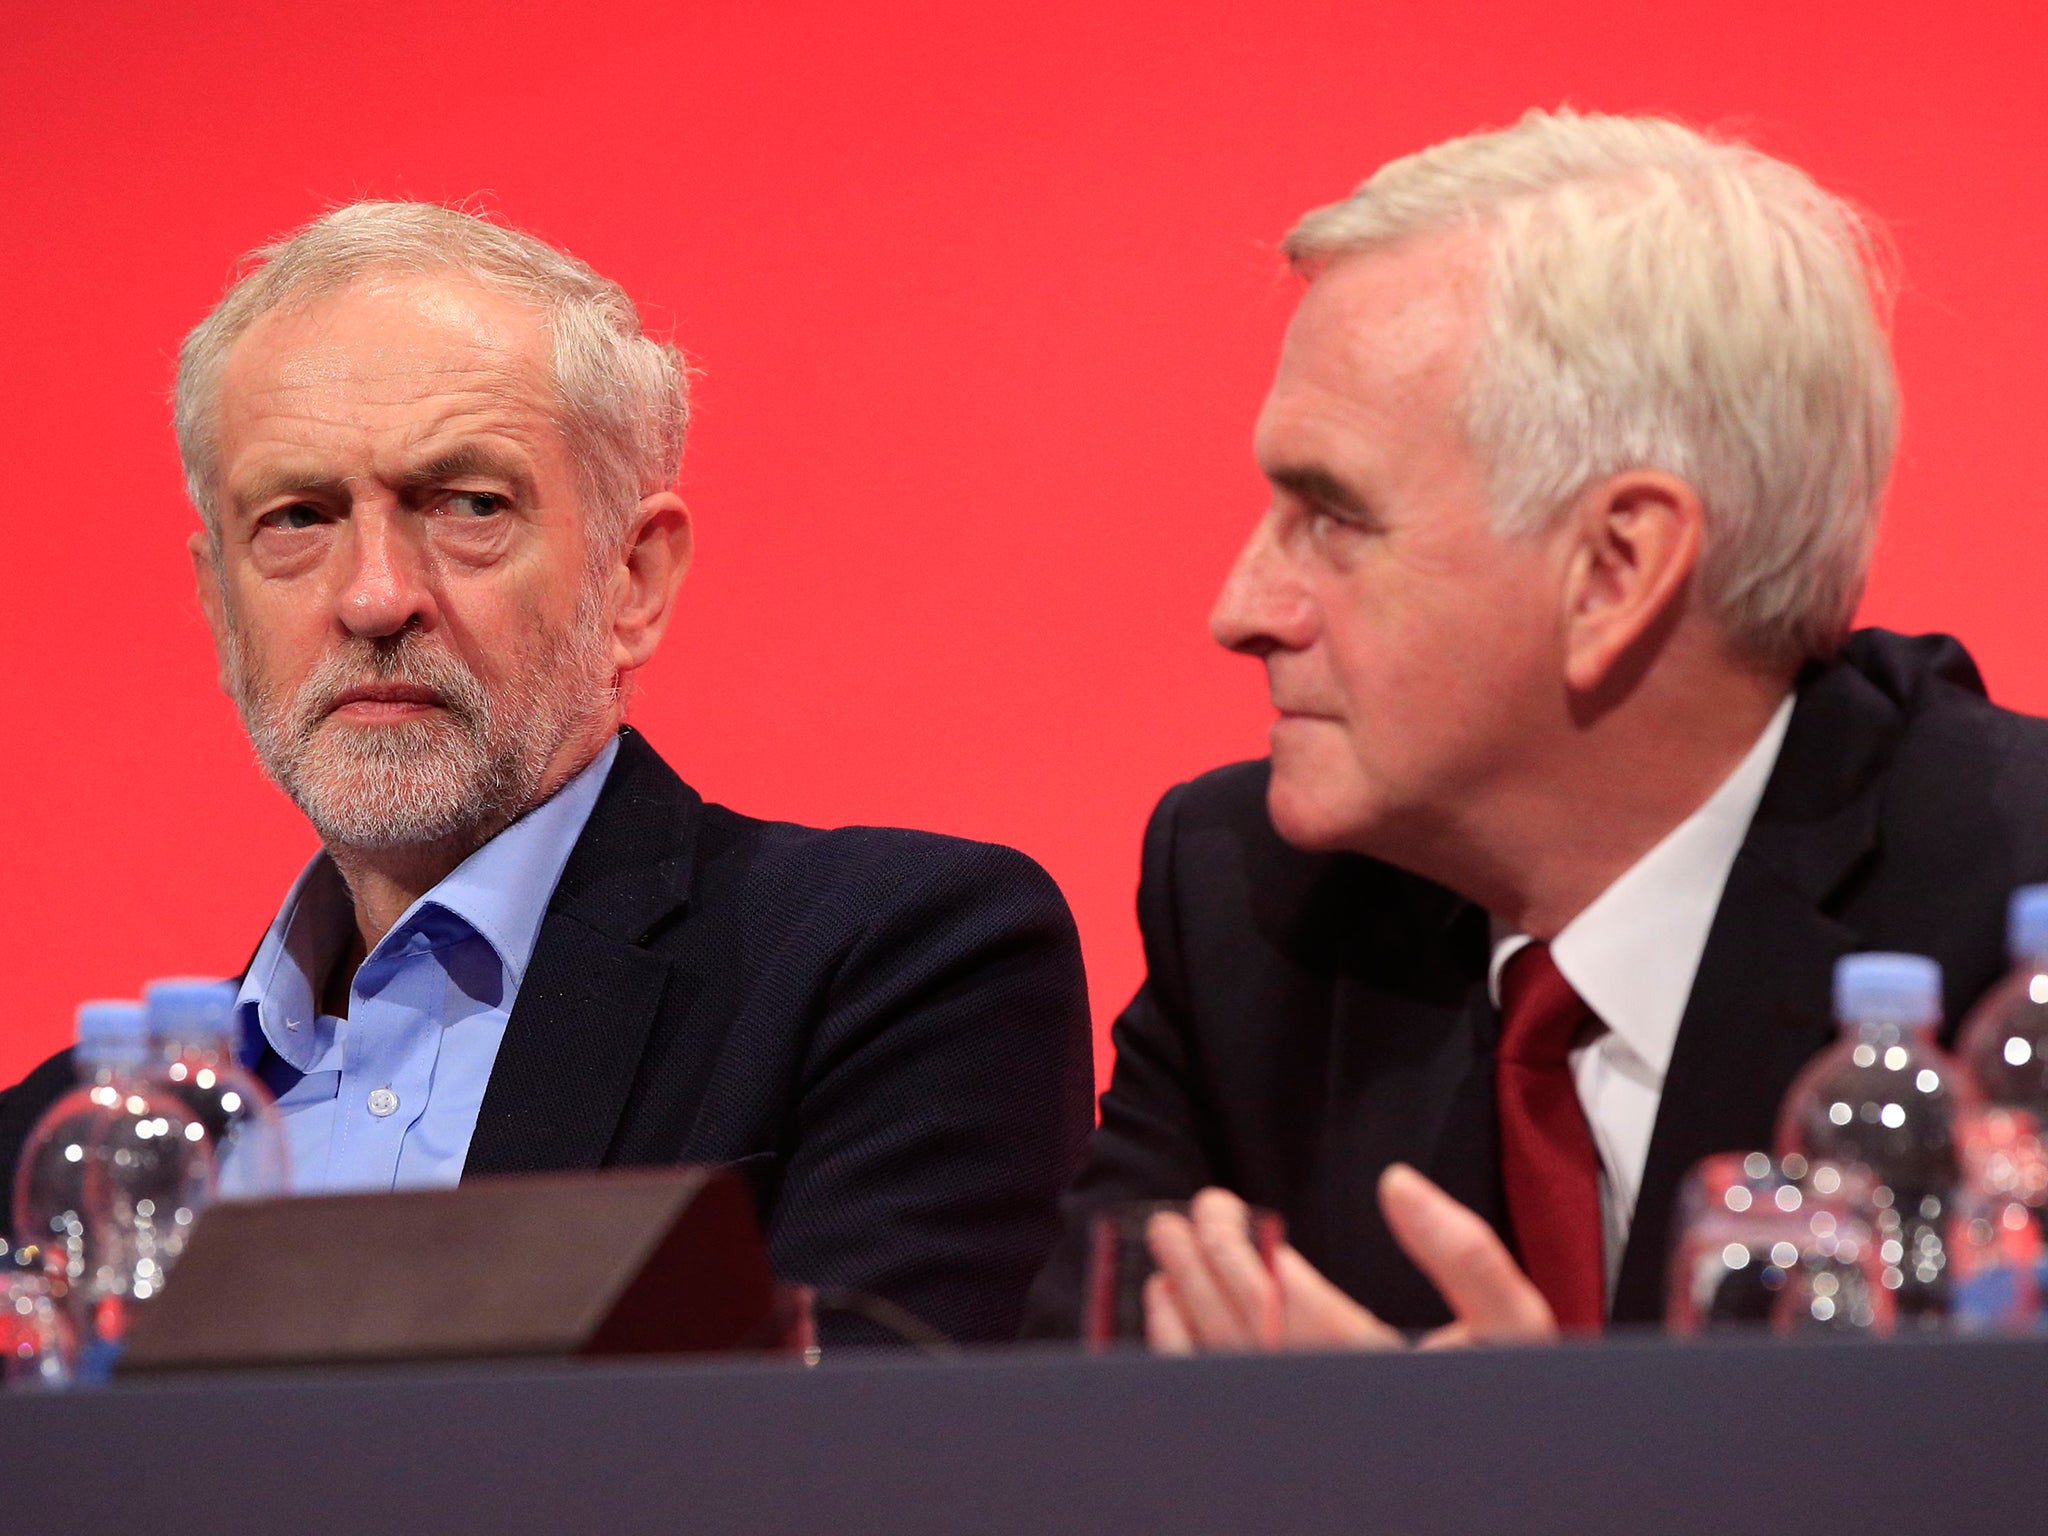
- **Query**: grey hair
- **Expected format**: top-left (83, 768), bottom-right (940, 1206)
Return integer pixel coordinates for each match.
top-left (1283, 108), bottom-right (1898, 668)
top-left (174, 200), bottom-right (688, 548)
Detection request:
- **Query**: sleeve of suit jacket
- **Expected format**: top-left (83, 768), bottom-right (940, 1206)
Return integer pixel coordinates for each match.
top-left (752, 832), bottom-right (1097, 1348)
top-left (1022, 781), bottom-right (1225, 1337)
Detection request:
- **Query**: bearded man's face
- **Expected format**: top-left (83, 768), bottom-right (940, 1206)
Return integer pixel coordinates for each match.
top-left (196, 272), bottom-right (619, 851)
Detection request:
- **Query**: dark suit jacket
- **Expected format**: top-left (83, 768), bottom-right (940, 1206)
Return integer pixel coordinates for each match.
top-left (0, 729), bottom-right (1095, 1346)
top-left (1026, 629), bottom-right (2048, 1335)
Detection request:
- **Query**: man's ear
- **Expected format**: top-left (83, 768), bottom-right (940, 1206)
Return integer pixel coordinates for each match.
top-left (1558, 471), bottom-right (1704, 695)
top-left (188, 527), bottom-right (233, 691)
top-left (608, 491), bottom-right (693, 674)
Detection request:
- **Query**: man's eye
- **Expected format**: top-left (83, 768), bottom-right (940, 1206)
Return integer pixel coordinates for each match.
top-left (259, 504), bottom-right (326, 531)
top-left (1307, 502), bottom-right (1376, 539)
top-left (1306, 503), bottom-right (1349, 538)
top-left (444, 491), bottom-right (505, 518)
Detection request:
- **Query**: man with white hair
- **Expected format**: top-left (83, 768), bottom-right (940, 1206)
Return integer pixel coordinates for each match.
top-left (0, 202), bottom-right (1094, 1346)
top-left (1026, 109), bottom-right (2048, 1345)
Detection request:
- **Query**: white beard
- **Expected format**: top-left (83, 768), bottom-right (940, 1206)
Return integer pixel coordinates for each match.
top-left (223, 590), bottom-right (616, 852)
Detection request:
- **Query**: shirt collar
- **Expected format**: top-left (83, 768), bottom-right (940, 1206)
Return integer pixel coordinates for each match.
top-left (235, 854), bottom-right (353, 1071)
top-left (1487, 695), bottom-right (1794, 1077)
top-left (418, 734), bottom-right (619, 989)
top-left (235, 734), bottom-right (620, 1073)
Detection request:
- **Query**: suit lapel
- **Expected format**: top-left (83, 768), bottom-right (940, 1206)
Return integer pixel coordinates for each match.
top-left (1422, 980), bottom-right (1510, 1235)
top-left (1611, 659), bottom-right (1903, 1323)
top-left (1611, 856), bottom-right (1858, 1321)
top-left (463, 920), bottom-right (678, 1175)
top-left (464, 730), bottom-right (703, 1178)
top-left (1313, 880), bottom-right (1499, 1329)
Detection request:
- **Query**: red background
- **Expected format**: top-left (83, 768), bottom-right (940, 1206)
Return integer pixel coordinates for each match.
top-left (3, 2), bottom-right (2045, 1087)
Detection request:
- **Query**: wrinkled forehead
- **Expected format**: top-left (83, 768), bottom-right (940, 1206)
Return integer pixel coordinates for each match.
top-left (219, 271), bottom-right (554, 417)
top-left (1252, 239), bottom-right (1489, 485)
top-left (1274, 234), bottom-right (1489, 406)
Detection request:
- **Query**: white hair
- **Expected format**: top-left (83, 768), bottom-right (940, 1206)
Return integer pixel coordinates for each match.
top-left (174, 200), bottom-right (688, 549)
top-left (1284, 108), bottom-right (1898, 668)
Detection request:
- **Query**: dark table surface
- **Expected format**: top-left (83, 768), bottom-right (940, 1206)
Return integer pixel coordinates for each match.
top-left (2, 1333), bottom-right (2038, 1534)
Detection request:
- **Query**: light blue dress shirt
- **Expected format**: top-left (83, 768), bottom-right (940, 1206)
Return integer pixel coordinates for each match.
top-left (231, 737), bottom-right (618, 1194)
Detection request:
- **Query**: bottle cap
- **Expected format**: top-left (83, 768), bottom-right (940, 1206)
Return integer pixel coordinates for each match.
top-left (143, 976), bottom-right (239, 1048)
top-left (74, 1000), bottom-right (149, 1069)
top-left (2009, 885), bottom-right (2048, 963)
top-left (1834, 952), bottom-right (1943, 1029)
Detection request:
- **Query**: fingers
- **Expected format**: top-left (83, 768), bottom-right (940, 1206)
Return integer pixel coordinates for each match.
top-left (1378, 1163), bottom-right (1556, 1343)
top-left (1273, 1245), bottom-right (1404, 1349)
top-left (1145, 1169), bottom-right (1562, 1355)
top-left (1144, 1187), bottom-right (1401, 1352)
top-left (1192, 1188), bottom-right (1283, 1344)
top-left (1144, 1209), bottom-right (1239, 1344)
top-left (1144, 1271), bottom-right (1194, 1354)
top-left (1143, 1189), bottom-right (1274, 1348)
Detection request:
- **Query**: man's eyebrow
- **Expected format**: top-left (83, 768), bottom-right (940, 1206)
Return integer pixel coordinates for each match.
top-left (397, 445), bottom-right (537, 498)
top-left (230, 467), bottom-right (347, 518)
top-left (227, 445), bottom-right (539, 519)
top-left (1266, 463), bottom-right (1369, 516)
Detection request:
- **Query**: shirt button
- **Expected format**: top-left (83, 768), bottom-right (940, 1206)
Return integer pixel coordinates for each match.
top-left (367, 1088), bottom-right (400, 1118)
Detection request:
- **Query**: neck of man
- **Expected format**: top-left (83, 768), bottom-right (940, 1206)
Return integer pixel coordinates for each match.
top-left (1389, 635), bottom-right (1798, 941)
top-left (315, 718), bottom-right (618, 1016)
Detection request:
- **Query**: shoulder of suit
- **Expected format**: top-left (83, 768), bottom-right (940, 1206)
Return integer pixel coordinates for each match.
top-left (1843, 627), bottom-right (2048, 781)
top-left (585, 730), bottom-right (1072, 939)
top-left (2, 1047), bottom-right (77, 1109)
top-left (613, 725), bottom-right (1057, 892)
top-left (1152, 759), bottom-right (1275, 833)
top-left (0, 1046), bottom-right (80, 1162)
top-left (692, 797), bottom-right (1071, 918)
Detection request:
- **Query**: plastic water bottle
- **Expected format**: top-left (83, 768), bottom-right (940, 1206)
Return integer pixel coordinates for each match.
top-left (144, 977), bottom-right (289, 1199)
top-left (11, 1001), bottom-right (214, 1373)
top-left (1776, 952), bottom-right (1968, 1326)
top-left (1957, 884), bottom-right (2048, 1114)
top-left (1945, 1106), bottom-right (2048, 1331)
top-left (1, 1267), bottom-right (74, 1388)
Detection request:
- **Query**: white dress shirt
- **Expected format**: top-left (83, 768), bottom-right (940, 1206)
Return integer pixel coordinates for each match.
top-left (1489, 695), bottom-right (1794, 1296)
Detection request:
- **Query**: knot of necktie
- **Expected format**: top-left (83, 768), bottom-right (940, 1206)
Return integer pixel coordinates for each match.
top-left (1497, 941), bottom-right (1597, 1069)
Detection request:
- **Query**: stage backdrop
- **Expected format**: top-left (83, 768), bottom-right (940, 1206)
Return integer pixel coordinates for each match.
top-left (3, 1), bottom-right (2045, 1088)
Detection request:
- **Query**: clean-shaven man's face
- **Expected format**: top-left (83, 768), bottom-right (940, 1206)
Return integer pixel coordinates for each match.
top-left (1209, 231), bottom-right (1568, 865)
top-left (194, 272), bottom-right (618, 851)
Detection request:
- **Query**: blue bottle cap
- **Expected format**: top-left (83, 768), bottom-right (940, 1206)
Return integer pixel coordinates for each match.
top-left (142, 977), bottom-right (238, 1045)
top-left (74, 1000), bottom-right (148, 1069)
top-left (1833, 952), bottom-right (1943, 1029)
top-left (2009, 885), bottom-right (2048, 963)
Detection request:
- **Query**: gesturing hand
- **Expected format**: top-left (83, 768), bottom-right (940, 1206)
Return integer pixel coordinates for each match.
top-left (1142, 1164), bottom-right (1560, 1352)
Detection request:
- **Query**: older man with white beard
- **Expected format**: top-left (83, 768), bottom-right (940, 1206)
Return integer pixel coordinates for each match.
top-left (0, 203), bottom-right (1094, 1347)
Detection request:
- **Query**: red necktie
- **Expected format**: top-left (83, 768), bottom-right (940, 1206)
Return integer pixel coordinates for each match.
top-left (1495, 942), bottom-right (1606, 1334)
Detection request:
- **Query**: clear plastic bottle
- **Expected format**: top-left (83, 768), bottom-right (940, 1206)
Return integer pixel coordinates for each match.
top-left (1945, 1106), bottom-right (2048, 1331)
top-left (143, 977), bottom-right (289, 1199)
top-left (1957, 884), bottom-right (2048, 1114)
top-left (11, 1000), bottom-right (215, 1373)
top-left (1666, 1150), bottom-right (1891, 1337)
top-left (1776, 952), bottom-right (1969, 1326)
top-left (2, 1267), bottom-right (74, 1388)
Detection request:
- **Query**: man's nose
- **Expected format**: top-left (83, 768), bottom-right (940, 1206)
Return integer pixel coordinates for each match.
top-left (1210, 512), bottom-right (1314, 657)
top-left (336, 510), bottom-right (438, 639)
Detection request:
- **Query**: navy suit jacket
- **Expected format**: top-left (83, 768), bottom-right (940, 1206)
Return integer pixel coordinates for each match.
top-left (1, 729), bottom-right (1096, 1346)
top-left (1026, 630), bottom-right (2048, 1336)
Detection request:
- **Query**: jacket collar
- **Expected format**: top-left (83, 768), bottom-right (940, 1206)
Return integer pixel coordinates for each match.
top-left (1609, 651), bottom-right (1908, 1322)
top-left (543, 726), bottom-right (703, 944)
top-left (463, 728), bottom-right (704, 1178)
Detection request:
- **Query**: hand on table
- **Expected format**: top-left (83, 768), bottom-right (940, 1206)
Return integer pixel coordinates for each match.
top-left (1141, 1164), bottom-right (1559, 1352)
